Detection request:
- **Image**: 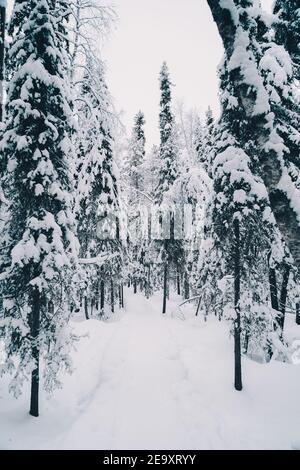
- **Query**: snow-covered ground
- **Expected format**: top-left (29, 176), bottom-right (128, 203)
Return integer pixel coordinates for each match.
top-left (0, 289), bottom-right (300, 450)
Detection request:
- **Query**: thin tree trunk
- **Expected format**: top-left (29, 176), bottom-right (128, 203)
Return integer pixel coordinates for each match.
top-left (268, 264), bottom-right (279, 358)
top-left (29, 289), bottom-right (41, 417)
top-left (296, 302), bottom-right (300, 326)
top-left (121, 285), bottom-right (124, 309)
top-left (0, 3), bottom-right (5, 123)
top-left (166, 273), bottom-right (169, 300)
top-left (111, 279), bottom-right (114, 313)
top-left (100, 279), bottom-right (105, 313)
top-left (177, 270), bottom-right (181, 296)
top-left (184, 271), bottom-right (189, 300)
top-left (277, 265), bottom-right (290, 339)
top-left (269, 267), bottom-right (279, 311)
top-left (234, 218), bottom-right (242, 392)
top-left (195, 296), bottom-right (202, 317)
top-left (90, 299), bottom-right (94, 318)
top-left (84, 297), bottom-right (89, 320)
top-left (133, 279), bottom-right (137, 294)
top-left (95, 280), bottom-right (99, 311)
top-left (119, 285), bottom-right (122, 309)
top-left (162, 263), bottom-right (168, 314)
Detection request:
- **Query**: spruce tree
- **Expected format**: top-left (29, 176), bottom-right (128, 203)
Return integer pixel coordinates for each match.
top-left (76, 54), bottom-right (120, 317)
top-left (155, 62), bottom-right (179, 204)
top-left (0, 0), bottom-right (78, 417)
top-left (273, 0), bottom-right (300, 80)
top-left (207, 0), bottom-right (300, 268)
top-left (125, 111), bottom-right (146, 193)
top-left (207, 0), bottom-right (279, 389)
top-left (198, 107), bottom-right (214, 176)
top-left (154, 63), bottom-right (183, 312)
top-left (124, 111), bottom-right (147, 294)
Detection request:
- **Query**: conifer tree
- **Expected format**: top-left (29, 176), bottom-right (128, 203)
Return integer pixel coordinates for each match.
top-left (198, 107), bottom-right (214, 176)
top-left (125, 111), bottom-right (146, 193)
top-left (273, 0), bottom-right (300, 80)
top-left (155, 62), bottom-right (179, 205)
top-left (0, 0), bottom-right (78, 417)
top-left (207, 0), bottom-right (280, 390)
top-left (124, 111), bottom-right (147, 293)
top-left (207, 0), bottom-right (300, 268)
top-left (76, 54), bottom-right (121, 317)
top-left (154, 63), bottom-right (183, 312)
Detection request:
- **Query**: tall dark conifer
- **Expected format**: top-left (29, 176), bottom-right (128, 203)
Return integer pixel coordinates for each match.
top-left (155, 63), bottom-right (183, 313)
top-left (0, 0), bottom-right (78, 417)
top-left (76, 54), bottom-right (120, 316)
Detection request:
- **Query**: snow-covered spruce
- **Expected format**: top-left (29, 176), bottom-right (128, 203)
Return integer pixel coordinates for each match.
top-left (207, 0), bottom-right (300, 268)
top-left (123, 111), bottom-right (151, 296)
top-left (154, 63), bottom-right (184, 314)
top-left (0, 0), bottom-right (78, 417)
top-left (75, 53), bottom-right (122, 318)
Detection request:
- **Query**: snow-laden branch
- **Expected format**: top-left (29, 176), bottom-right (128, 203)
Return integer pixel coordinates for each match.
top-left (78, 252), bottom-right (119, 266)
top-left (123, 183), bottom-right (153, 203)
top-left (178, 296), bottom-right (201, 308)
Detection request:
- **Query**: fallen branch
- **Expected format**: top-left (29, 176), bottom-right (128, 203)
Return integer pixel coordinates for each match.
top-left (178, 295), bottom-right (201, 308)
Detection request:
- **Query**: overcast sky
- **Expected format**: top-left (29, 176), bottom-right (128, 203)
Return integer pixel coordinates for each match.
top-left (6, 0), bottom-right (273, 149)
top-left (103, 0), bottom-right (273, 149)
top-left (103, 0), bottom-right (223, 148)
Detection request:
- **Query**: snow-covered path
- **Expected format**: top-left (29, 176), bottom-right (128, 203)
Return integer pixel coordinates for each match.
top-left (59, 296), bottom-right (190, 449)
top-left (1, 290), bottom-right (300, 450)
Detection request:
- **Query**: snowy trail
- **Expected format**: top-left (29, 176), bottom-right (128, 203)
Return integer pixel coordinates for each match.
top-left (57, 295), bottom-right (190, 449)
top-left (1, 290), bottom-right (300, 450)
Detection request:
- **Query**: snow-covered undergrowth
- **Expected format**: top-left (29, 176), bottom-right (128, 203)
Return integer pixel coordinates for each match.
top-left (0, 290), bottom-right (300, 450)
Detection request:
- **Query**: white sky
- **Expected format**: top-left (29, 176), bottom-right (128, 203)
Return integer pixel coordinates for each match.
top-left (103, 0), bottom-right (223, 148)
top-left (103, 0), bottom-right (273, 149)
top-left (6, 0), bottom-right (273, 149)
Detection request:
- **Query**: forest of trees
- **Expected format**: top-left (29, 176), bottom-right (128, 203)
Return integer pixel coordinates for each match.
top-left (0, 0), bottom-right (299, 417)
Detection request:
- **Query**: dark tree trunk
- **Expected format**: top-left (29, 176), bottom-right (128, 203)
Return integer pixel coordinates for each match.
top-left (84, 297), bottom-right (89, 320)
top-left (121, 284), bottom-right (124, 309)
top-left (244, 329), bottom-right (250, 355)
top-left (91, 298), bottom-right (94, 317)
top-left (277, 265), bottom-right (290, 339)
top-left (95, 280), bottom-right (99, 311)
top-left (268, 264), bottom-right (279, 357)
top-left (133, 279), bottom-right (137, 294)
top-left (166, 274), bottom-right (169, 300)
top-left (269, 267), bottom-right (279, 311)
top-left (100, 279), bottom-right (105, 313)
top-left (177, 270), bottom-right (181, 296)
top-left (184, 271), bottom-right (189, 300)
top-left (110, 279), bottom-right (114, 313)
top-left (195, 296), bottom-right (201, 317)
top-left (144, 266), bottom-right (151, 299)
top-left (118, 285), bottom-right (122, 309)
top-left (29, 289), bottom-right (41, 417)
top-left (0, 4), bottom-right (6, 123)
top-left (162, 263), bottom-right (168, 314)
top-left (233, 218), bottom-right (242, 392)
top-left (296, 302), bottom-right (300, 326)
